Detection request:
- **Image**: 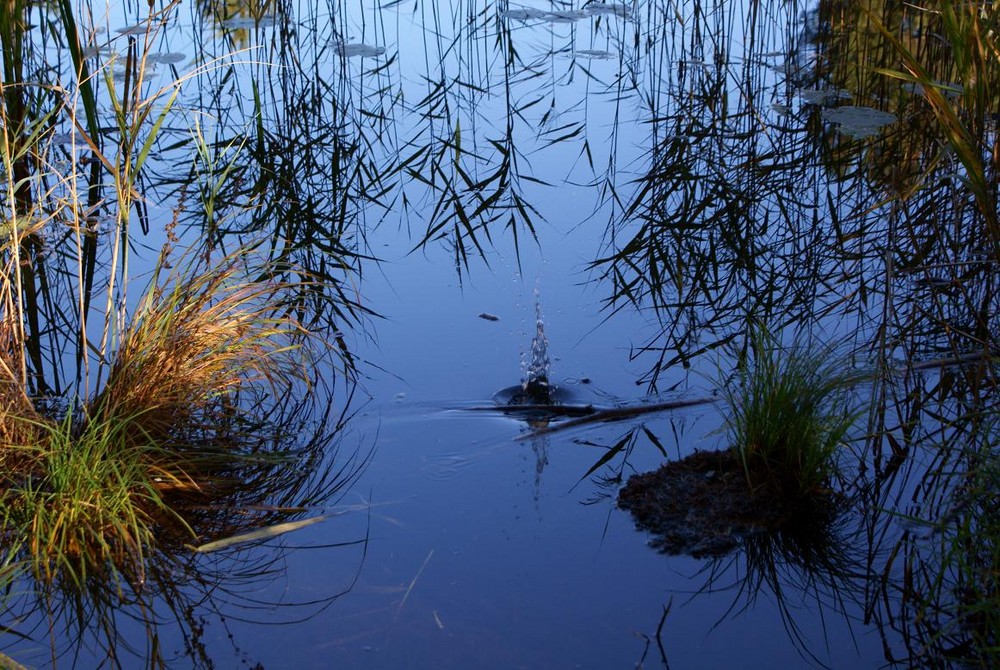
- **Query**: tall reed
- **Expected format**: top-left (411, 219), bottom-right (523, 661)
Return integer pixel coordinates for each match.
top-left (865, 0), bottom-right (1000, 252)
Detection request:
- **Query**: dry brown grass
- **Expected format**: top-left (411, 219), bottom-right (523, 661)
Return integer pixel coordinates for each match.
top-left (0, 311), bottom-right (47, 472)
top-left (88, 257), bottom-right (310, 448)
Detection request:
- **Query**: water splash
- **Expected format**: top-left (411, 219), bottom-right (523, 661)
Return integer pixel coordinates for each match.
top-left (520, 288), bottom-right (552, 404)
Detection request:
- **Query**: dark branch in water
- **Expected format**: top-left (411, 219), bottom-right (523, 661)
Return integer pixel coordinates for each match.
top-left (462, 403), bottom-right (598, 417)
top-left (516, 397), bottom-right (719, 440)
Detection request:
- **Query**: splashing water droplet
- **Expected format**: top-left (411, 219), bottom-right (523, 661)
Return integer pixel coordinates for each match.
top-left (520, 288), bottom-right (552, 403)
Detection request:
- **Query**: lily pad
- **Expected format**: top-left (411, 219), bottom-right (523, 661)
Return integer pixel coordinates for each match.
top-left (337, 43), bottom-right (386, 58)
top-left (584, 2), bottom-right (633, 18)
top-left (798, 88), bottom-right (852, 105)
top-left (541, 10), bottom-right (589, 23)
top-left (222, 16), bottom-right (277, 30)
top-left (146, 52), bottom-right (187, 65)
top-left (501, 9), bottom-right (548, 21)
top-left (576, 49), bottom-right (615, 60)
top-left (115, 23), bottom-right (148, 36)
top-left (821, 106), bottom-right (896, 138)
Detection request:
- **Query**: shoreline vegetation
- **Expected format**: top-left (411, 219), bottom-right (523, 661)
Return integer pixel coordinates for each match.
top-left (1, 2), bottom-right (363, 658)
top-left (1, 252), bottom-right (321, 584)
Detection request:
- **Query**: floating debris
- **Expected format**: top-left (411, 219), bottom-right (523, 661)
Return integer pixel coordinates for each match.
top-left (191, 516), bottom-right (329, 553)
top-left (576, 49), bottom-right (615, 60)
top-left (821, 106), bottom-right (897, 138)
top-left (478, 312), bottom-right (500, 322)
top-left (337, 43), bottom-right (387, 58)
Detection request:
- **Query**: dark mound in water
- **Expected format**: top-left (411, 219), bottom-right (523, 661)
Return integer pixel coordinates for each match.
top-left (493, 377), bottom-right (576, 407)
top-left (618, 449), bottom-right (838, 557)
top-left (490, 378), bottom-right (594, 421)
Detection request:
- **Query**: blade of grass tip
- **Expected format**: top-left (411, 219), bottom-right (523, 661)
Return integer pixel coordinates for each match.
top-left (390, 549), bottom-right (434, 631)
top-left (189, 515), bottom-right (328, 553)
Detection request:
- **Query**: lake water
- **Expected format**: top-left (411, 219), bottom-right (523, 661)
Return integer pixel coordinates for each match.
top-left (2, 0), bottom-right (997, 667)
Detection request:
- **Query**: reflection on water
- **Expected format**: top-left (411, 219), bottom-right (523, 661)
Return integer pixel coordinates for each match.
top-left (1, 0), bottom-right (997, 666)
top-left (0, 391), bottom-right (370, 667)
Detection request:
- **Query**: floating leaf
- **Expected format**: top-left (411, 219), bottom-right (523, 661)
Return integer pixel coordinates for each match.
top-left (821, 106), bottom-right (896, 138)
top-left (146, 52), bottom-right (187, 65)
top-left (584, 3), bottom-right (633, 19)
top-left (798, 88), bottom-right (852, 105)
top-left (222, 16), bottom-right (277, 30)
top-left (541, 10), bottom-right (588, 23)
top-left (501, 9), bottom-right (548, 21)
top-left (115, 23), bottom-right (147, 35)
top-left (576, 49), bottom-right (615, 60)
top-left (337, 43), bottom-right (386, 58)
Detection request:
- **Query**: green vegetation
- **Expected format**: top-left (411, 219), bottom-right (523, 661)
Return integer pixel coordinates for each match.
top-left (0, 0), bottom-right (996, 665)
top-left (722, 329), bottom-right (861, 499)
top-left (0, 0), bottom-right (354, 599)
top-left (0, 254), bottom-right (315, 584)
top-left (864, 0), bottom-right (1000, 252)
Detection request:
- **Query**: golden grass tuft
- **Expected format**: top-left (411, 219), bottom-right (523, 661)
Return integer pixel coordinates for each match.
top-left (88, 257), bottom-right (310, 448)
top-left (1, 254), bottom-right (317, 585)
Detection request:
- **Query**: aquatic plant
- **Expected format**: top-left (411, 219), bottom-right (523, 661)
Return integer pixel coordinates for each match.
top-left (89, 253), bottom-right (310, 446)
top-left (0, 252), bottom-right (319, 584)
top-left (890, 424), bottom-right (1000, 668)
top-left (722, 329), bottom-right (862, 498)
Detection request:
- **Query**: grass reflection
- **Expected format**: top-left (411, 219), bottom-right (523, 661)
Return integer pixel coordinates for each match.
top-left (1, 391), bottom-right (368, 667)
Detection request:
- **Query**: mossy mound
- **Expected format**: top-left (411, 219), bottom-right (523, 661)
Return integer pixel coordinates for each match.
top-left (618, 448), bottom-right (838, 557)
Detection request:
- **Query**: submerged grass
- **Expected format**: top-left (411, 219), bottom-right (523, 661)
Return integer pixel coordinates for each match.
top-left (723, 329), bottom-right (862, 499)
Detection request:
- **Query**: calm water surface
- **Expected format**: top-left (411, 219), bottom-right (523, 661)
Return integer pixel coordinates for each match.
top-left (3, 0), bottom-right (997, 666)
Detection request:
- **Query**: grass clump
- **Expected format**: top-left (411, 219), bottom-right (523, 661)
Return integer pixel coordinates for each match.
top-left (723, 328), bottom-right (861, 499)
top-left (0, 253), bottom-right (314, 585)
top-left (89, 255), bottom-right (308, 447)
